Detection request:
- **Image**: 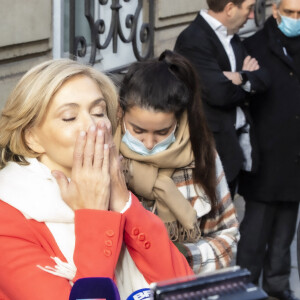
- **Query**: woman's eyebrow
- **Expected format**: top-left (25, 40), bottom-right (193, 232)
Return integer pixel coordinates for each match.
top-left (128, 122), bottom-right (173, 133)
top-left (55, 103), bottom-right (79, 115)
top-left (55, 98), bottom-right (106, 116)
top-left (128, 122), bottom-right (146, 131)
top-left (89, 98), bottom-right (106, 108)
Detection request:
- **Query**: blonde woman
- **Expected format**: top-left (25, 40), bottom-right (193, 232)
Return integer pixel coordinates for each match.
top-left (0, 59), bottom-right (193, 300)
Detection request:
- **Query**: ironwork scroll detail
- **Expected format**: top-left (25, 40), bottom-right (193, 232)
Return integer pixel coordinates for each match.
top-left (69, 0), bottom-right (154, 65)
top-left (255, 0), bottom-right (266, 27)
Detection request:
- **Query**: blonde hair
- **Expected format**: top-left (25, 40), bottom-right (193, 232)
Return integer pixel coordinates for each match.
top-left (0, 59), bottom-right (119, 168)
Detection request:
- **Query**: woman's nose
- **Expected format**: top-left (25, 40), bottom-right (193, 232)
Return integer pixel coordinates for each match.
top-left (143, 135), bottom-right (156, 150)
top-left (83, 114), bottom-right (97, 131)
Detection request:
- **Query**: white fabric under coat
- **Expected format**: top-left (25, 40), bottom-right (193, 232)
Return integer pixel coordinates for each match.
top-left (0, 158), bottom-right (149, 299)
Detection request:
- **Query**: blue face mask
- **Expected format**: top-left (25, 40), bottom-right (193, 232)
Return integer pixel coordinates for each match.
top-left (122, 123), bottom-right (176, 156)
top-left (278, 13), bottom-right (300, 37)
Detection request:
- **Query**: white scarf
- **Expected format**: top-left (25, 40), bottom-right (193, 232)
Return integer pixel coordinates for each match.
top-left (0, 158), bottom-right (149, 299)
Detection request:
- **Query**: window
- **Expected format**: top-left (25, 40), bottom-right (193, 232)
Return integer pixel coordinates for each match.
top-left (53, 0), bottom-right (154, 72)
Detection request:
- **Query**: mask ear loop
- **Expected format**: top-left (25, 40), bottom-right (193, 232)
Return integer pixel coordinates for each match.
top-left (277, 11), bottom-right (282, 25)
top-left (123, 120), bottom-right (127, 132)
top-left (173, 122), bottom-right (178, 135)
top-left (122, 110), bottom-right (128, 133)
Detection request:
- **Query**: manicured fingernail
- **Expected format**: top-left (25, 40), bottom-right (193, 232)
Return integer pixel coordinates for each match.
top-left (104, 144), bottom-right (108, 149)
top-left (98, 129), bottom-right (103, 136)
top-left (90, 125), bottom-right (96, 132)
top-left (80, 131), bottom-right (86, 137)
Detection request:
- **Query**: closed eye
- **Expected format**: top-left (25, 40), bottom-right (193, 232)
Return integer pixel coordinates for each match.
top-left (155, 130), bottom-right (170, 136)
top-left (62, 117), bottom-right (76, 122)
top-left (133, 128), bottom-right (145, 134)
top-left (92, 113), bottom-right (105, 118)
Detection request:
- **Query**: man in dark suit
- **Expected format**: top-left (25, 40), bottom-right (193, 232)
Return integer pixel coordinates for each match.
top-left (236, 0), bottom-right (300, 299)
top-left (174, 0), bottom-right (270, 198)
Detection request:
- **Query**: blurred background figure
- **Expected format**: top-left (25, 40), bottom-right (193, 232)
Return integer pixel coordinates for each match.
top-left (237, 1), bottom-right (300, 299)
top-left (174, 0), bottom-right (270, 198)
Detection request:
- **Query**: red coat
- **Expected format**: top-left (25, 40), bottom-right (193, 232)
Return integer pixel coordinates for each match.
top-left (0, 194), bottom-right (193, 300)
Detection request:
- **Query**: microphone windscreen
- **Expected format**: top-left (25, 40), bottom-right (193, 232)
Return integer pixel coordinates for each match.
top-left (126, 288), bottom-right (151, 300)
top-left (69, 277), bottom-right (120, 300)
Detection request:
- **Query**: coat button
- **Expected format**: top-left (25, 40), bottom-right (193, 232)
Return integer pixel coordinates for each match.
top-left (290, 72), bottom-right (294, 76)
top-left (144, 241), bottom-right (151, 249)
top-left (104, 249), bottom-right (112, 257)
top-left (132, 227), bottom-right (139, 236)
top-left (296, 115), bottom-right (300, 120)
top-left (105, 240), bottom-right (113, 247)
top-left (138, 233), bottom-right (146, 241)
top-left (105, 230), bottom-right (114, 237)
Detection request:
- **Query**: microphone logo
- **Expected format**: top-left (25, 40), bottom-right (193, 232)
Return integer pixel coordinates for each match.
top-left (126, 288), bottom-right (151, 300)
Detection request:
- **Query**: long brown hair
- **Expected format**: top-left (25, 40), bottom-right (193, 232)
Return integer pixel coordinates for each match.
top-left (119, 50), bottom-right (217, 209)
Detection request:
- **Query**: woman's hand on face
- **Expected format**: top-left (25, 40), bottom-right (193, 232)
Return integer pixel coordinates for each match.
top-left (52, 125), bottom-right (110, 211)
top-left (99, 121), bottom-right (129, 212)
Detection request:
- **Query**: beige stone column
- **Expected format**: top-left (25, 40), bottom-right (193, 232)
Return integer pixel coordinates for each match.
top-left (153, 0), bottom-right (207, 56)
top-left (0, 0), bottom-right (52, 108)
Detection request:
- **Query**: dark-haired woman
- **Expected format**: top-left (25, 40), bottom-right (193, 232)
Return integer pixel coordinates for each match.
top-left (114, 50), bottom-right (239, 274)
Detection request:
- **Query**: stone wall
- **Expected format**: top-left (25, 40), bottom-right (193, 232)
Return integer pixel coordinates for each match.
top-left (0, 0), bottom-right (52, 108)
top-left (153, 0), bottom-right (207, 56)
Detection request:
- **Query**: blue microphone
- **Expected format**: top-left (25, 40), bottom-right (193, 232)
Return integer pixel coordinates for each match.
top-left (126, 288), bottom-right (151, 300)
top-left (69, 277), bottom-right (120, 300)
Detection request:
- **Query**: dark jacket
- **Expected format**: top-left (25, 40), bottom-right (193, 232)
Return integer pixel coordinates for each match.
top-left (298, 222), bottom-right (300, 279)
top-left (174, 14), bottom-right (270, 182)
top-left (239, 17), bottom-right (300, 202)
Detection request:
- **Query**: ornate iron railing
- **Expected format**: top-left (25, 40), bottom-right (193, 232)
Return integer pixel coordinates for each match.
top-left (255, 0), bottom-right (266, 27)
top-left (69, 0), bottom-right (154, 66)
